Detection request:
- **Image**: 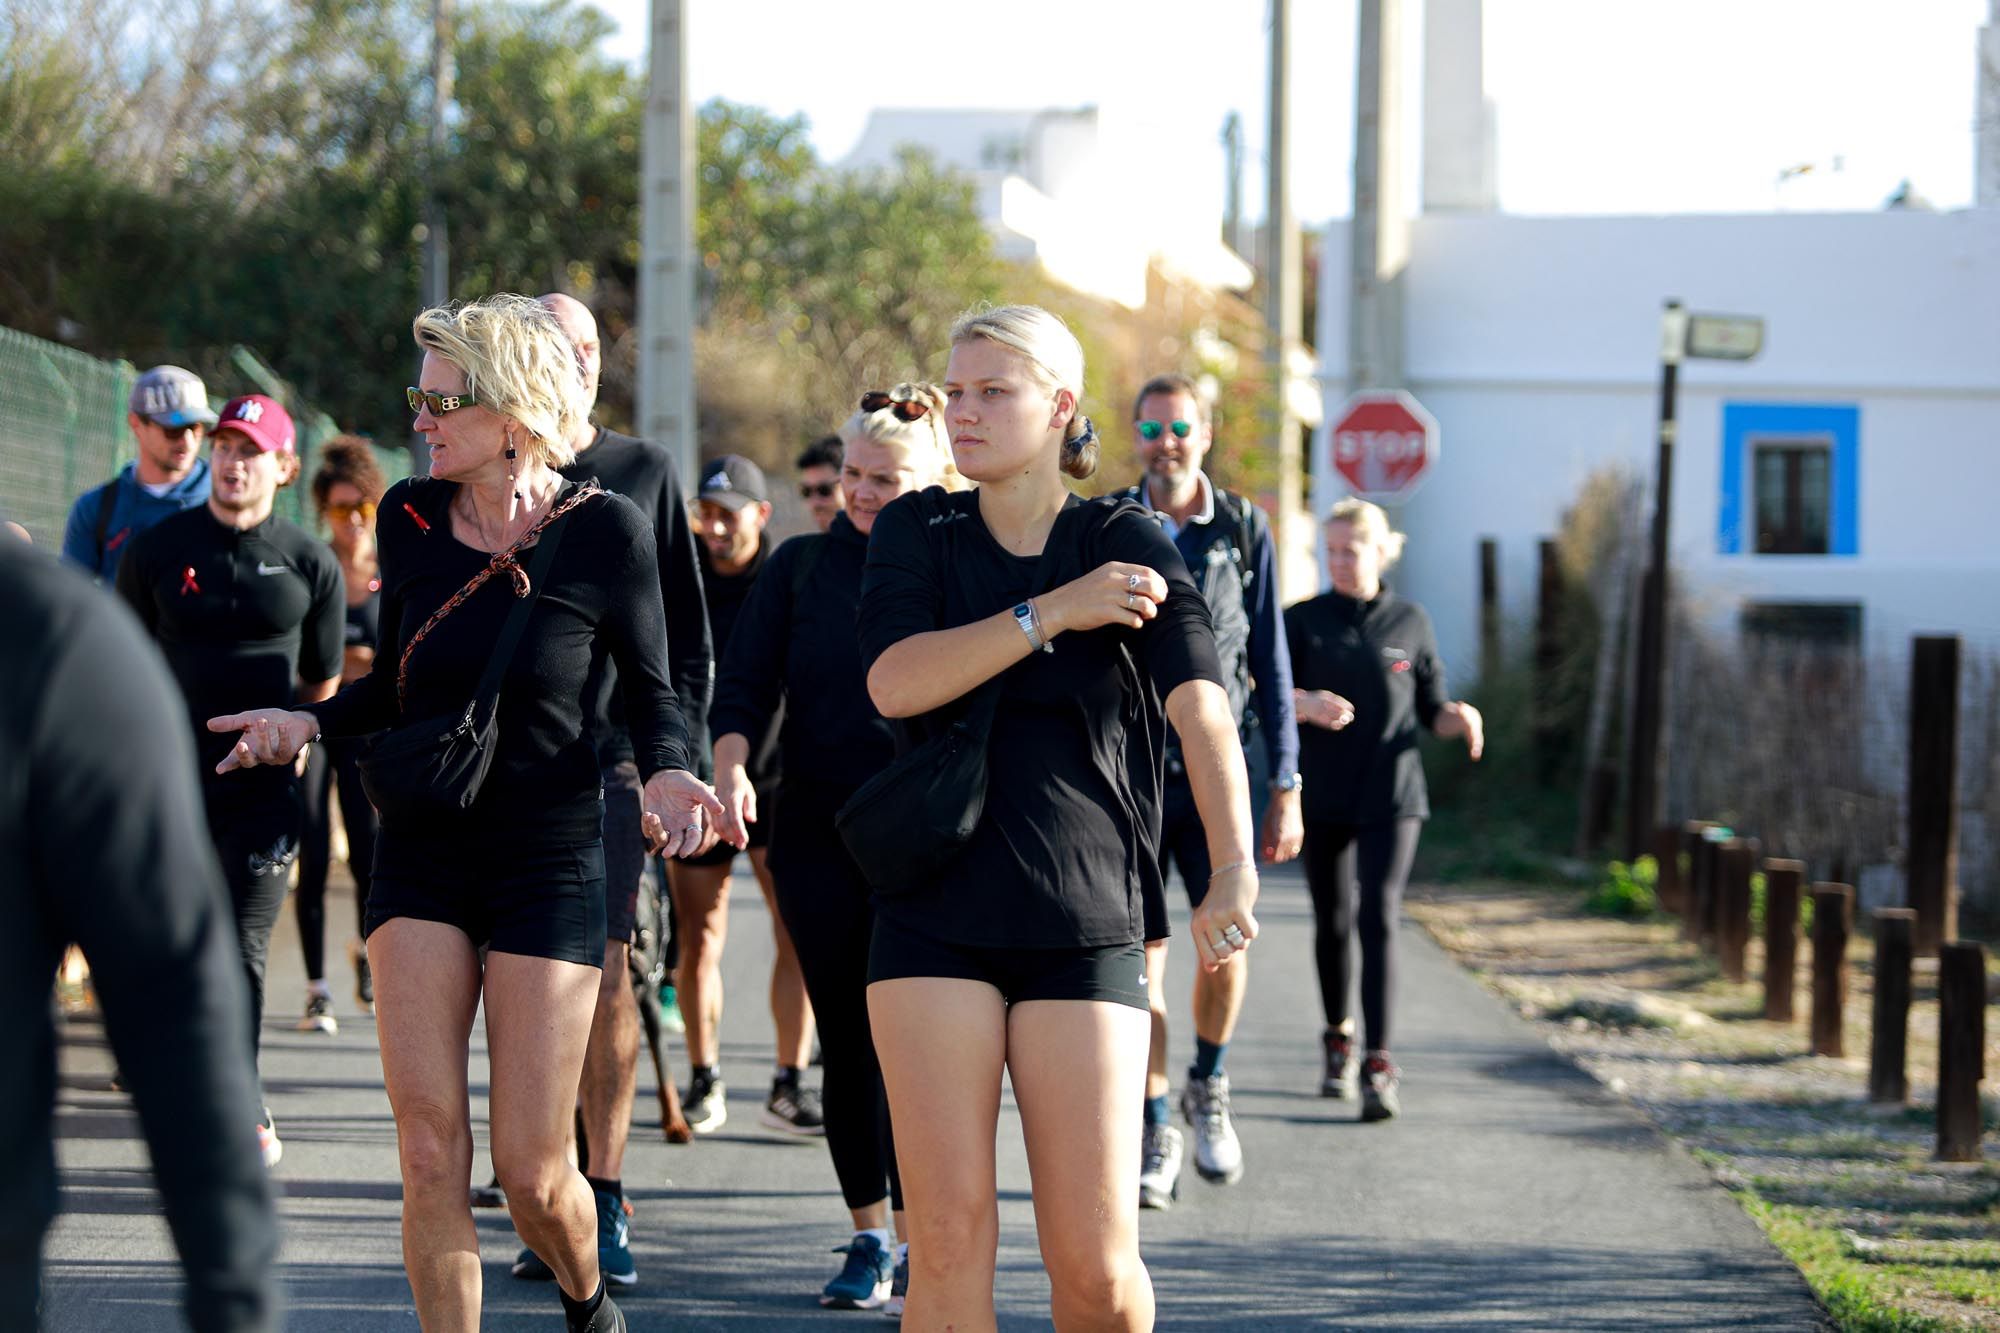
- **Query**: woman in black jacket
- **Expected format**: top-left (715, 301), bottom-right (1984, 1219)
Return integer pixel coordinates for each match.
top-left (1285, 497), bottom-right (1483, 1123)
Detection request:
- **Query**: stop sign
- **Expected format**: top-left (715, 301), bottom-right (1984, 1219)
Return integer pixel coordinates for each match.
top-left (1330, 391), bottom-right (1439, 500)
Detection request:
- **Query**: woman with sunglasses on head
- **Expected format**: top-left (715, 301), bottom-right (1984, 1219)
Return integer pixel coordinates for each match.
top-left (206, 294), bottom-right (722, 1333)
top-left (857, 306), bottom-right (1260, 1331)
top-left (292, 436), bottom-right (388, 1034)
top-left (707, 384), bottom-right (960, 1314)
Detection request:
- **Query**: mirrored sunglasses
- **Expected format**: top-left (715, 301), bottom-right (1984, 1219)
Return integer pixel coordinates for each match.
top-left (1136, 420), bottom-right (1194, 442)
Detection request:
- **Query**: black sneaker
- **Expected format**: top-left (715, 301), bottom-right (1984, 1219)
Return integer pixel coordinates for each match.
top-left (1360, 1052), bottom-right (1401, 1122)
top-left (578, 1291), bottom-right (627, 1332)
top-left (471, 1175), bottom-right (507, 1208)
top-left (684, 1069), bottom-right (727, 1134)
top-left (296, 992), bottom-right (338, 1035)
top-left (349, 937), bottom-right (374, 1009)
top-left (1321, 1031), bottom-right (1358, 1099)
top-left (512, 1245), bottom-right (554, 1281)
top-left (760, 1078), bottom-right (826, 1136)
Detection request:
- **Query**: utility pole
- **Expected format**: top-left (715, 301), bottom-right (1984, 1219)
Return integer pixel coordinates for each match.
top-left (1623, 300), bottom-right (1686, 858)
top-left (637, 0), bottom-right (697, 484)
top-left (1222, 112), bottom-right (1246, 257)
top-left (424, 0), bottom-right (452, 312)
top-left (1348, 0), bottom-right (1408, 393)
top-left (1264, 0), bottom-right (1311, 599)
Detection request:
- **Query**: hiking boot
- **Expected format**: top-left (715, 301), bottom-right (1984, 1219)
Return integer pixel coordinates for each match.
top-left (596, 1184), bottom-right (637, 1286)
top-left (760, 1078), bottom-right (826, 1136)
top-left (1360, 1052), bottom-right (1401, 1122)
top-left (296, 991), bottom-right (337, 1035)
top-left (1138, 1121), bottom-right (1184, 1210)
top-left (1179, 1074), bottom-right (1244, 1184)
top-left (821, 1232), bottom-right (894, 1309)
top-left (683, 1069), bottom-right (727, 1134)
top-left (1321, 1030), bottom-right (1358, 1099)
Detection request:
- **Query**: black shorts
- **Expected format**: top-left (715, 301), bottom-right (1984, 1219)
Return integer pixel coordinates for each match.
top-left (1157, 775), bottom-right (1214, 909)
top-left (676, 781), bottom-right (775, 868)
top-left (867, 913), bottom-right (1149, 1011)
top-left (367, 830), bottom-right (607, 968)
top-left (601, 762), bottom-right (647, 944)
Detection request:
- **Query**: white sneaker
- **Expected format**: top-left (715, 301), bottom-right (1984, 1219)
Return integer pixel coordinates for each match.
top-left (295, 992), bottom-right (337, 1035)
top-left (1138, 1121), bottom-right (1184, 1209)
top-left (684, 1072), bottom-right (728, 1134)
top-left (1180, 1074), bottom-right (1244, 1184)
top-left (257, 1116), bottom-right (283, 1169)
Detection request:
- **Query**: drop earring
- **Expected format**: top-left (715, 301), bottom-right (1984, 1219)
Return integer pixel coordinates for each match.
top-left (505, 432), bottom-right (522, 523)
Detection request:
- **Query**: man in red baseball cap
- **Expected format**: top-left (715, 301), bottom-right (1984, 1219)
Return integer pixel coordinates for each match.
top-left (116, 391), bottom-right (345, 1172)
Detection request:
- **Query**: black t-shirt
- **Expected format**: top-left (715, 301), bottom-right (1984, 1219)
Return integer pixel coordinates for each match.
top-left (699, 533), bottom-right (783, 790)
top-left (306, 477), bottom-right (692, 842)
top-left (857, 487), bottom-right (1224, 949)
top-left (562, 428), bottom-right (713, 770)
top-left (345, 586), bottom-right (381, 653)
top-left (116, 504), bottom-right (344, 813)
top-left (1283, 590), bottom-right (1449, 824)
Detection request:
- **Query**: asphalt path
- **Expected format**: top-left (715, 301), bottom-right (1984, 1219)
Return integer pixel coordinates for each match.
top-left (41, 861), bottom-right (1831, 1330)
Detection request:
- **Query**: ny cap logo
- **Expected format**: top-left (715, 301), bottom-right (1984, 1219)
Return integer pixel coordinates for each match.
top-left (236, 400), bottom-right (265, 423)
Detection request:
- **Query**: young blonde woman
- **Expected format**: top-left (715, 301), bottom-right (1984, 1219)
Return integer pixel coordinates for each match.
top-left (857, 307), bottom-right (1260, 1331)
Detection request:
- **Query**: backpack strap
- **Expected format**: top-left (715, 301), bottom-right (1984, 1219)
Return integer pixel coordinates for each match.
top-left (92, 477), bottom-right (121, 565)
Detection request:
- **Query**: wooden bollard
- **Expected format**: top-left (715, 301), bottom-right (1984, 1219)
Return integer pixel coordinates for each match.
top-left (1810, 883), bottom-right (1854, 1057)
top-left (1762, 859), bottom-right (1804, 1022)
top-left (1718, 839), bottom-right (1756, 983)
top-left (1936, 941), bottom-right (1988, 1162)
top-left (1907, 635), bottom-right (1961, 957)
top-left (1679, 822), bottom-right (1714, 939)
top-left (1688, 832), bottom-right (1720, 947)
top-left (1868, 909), bottom-right (1915, 1104)
top-left (1653, 825), bottom-right (1685, 915)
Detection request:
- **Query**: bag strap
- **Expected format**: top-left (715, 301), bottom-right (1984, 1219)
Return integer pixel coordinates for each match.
top-left (92, 477), bottom-right (121, 564)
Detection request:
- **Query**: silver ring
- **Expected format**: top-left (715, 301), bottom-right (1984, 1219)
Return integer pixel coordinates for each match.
top-left (1125, 593), bottom-right (1136, 609)
top-left (684, 825), bottom-right (700, 835)
top-left (1127, 573), bottom-right (1141, 591)
top-left (1223, 924), bottom-right (1245, 944)
top-left (1210, 932), bottom-right (1231, 951)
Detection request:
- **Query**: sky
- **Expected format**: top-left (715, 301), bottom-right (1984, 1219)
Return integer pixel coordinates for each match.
top-left (587, 0), bottom-right (1989, 223)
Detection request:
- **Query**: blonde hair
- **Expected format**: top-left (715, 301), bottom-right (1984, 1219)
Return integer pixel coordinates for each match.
top-left (412, 293), bottom-right (586, 469)
top-left (949, 304), bottom-right (1097, 479)
top-left (1326, 497), bottom-right (1407, 568)
top-left (840, 383), bottom-right (967, 491)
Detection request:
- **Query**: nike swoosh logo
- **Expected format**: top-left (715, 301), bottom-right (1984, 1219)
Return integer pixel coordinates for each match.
top-left (256, 562), bottom-right (289, 576)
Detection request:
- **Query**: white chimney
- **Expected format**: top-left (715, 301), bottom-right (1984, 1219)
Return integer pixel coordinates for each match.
top-left (1422, 0), bottom-right (1498, 212)
top-left (1980, 0), bottom-right (2000, 208)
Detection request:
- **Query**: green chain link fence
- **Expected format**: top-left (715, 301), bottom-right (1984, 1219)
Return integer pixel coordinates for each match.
top-left (0, 323), bottom-right (410, 551)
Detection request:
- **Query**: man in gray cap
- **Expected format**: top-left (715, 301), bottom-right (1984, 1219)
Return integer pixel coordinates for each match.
top-left (61, 365), bottom-right (217, 580)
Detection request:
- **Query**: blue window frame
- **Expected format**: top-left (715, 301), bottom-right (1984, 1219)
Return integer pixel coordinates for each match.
top-left (1718, 402), bottom-right (1859, 556)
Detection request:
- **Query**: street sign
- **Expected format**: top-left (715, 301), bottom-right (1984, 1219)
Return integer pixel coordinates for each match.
top-left (1685, 313), bottom-right (1765, 361)
top-left (1329, 390), bottom-right (1439, 500)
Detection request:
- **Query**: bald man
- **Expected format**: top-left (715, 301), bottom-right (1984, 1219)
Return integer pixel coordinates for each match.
top-left (509, 292), bottom-right (713, 1288)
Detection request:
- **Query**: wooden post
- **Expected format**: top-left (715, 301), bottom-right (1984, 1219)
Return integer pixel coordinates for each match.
top-left (1685, 827), bottom-right (1714, 945)
top-left (1762, 859), bottom-right (1804, 1022)
top-left (1810, 883), bottom-right (1854, 1057)
top-left (1868, 909), bottom-right (1915, 1104)
top-left (1718, 838), bottom-right (1756, 982)
top-left (1534, 539), bottom-right (1563, 783)
top-left (1478, 537), bottom-right (1500, 684)
top-left (1936, 940), bottom-right (1987, 1162)
top-left (1652, 825), bottom-right (1685, 915)
top-left (1907, 635), bottom-right (1961, 957)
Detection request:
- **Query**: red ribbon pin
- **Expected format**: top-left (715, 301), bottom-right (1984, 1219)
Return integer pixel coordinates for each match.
top-left (403, 502), bottom-right (431, 533)
top-left (180, 566), bottom-right (200, 595)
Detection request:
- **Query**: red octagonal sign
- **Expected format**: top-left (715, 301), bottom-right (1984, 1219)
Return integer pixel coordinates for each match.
top-left (1330, 390), bottom-right (1439, 501)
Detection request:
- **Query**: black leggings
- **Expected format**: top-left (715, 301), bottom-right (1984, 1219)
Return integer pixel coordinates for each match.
top-left (769, 790), bottom-right (901, 1214)
top-left (1301, 818), bottom-right (1421, 1053)
top-left (295, 738), bottom-right (377, 981)
top-left (207, 798), bottom-right (300, 1092)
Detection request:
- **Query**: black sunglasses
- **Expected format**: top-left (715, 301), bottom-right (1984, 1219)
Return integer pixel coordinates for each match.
top-left (1136, 420), bottom-right (1194, 442)
top-left (407, 387), bottom-right (478, 415)
top-left (799, 481), bottom-right (838, 499)
top-left (860, 391), bottom-right (929, 422)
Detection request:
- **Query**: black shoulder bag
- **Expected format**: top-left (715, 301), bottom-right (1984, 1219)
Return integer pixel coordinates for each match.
top-left (357, 493), bottom-right (584, 821)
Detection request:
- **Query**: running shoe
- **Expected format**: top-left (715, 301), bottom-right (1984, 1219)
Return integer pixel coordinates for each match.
top-left (1179, 1074), bottom-right (1244, 1184)
top-left (471, 1175), bottom-right (507, 1208)
top-left (657, 983), bottom-right (686, 1035)
top-left (821, 1233), bottom-right (894, 1309)
top-left (512, 1246), bottom-right (554, 1281)
top-left (1321, 1030), bottom-right (1359, 1099)
top-left (1361, 1052), bottom-right (1401, 1122)
top-left (881, 1249), bottom-right (909, 1319)
top-left (683, 1070), bottom-right (727, 1134)
top-left (579, 1292), bottom-right (628, 1332)
top-left (595, 1184), bottom-right (638, 1286)
top-left (257, 1112), bottom-right (282, 1169)
top-left (760, 1078), bottom-right (826, 1136)
top-left (296, 992), bottom-right (338, 1035)
top-left (349, 937), bottom-right (373, 1010)
top-left (1138, 1121), bottom-right (1184, 1210)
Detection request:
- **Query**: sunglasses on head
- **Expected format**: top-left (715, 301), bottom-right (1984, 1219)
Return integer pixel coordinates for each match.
top-left (860, 391), bottom-right (929, 422)
top-left (1136, 420), bottom-right (1194, 442)
top-left (325, 500), bottom-right (377, 525)
top-left (406, 387), bottom-right (478, 415)
top-left (800, 481), bottom-right (838, 500)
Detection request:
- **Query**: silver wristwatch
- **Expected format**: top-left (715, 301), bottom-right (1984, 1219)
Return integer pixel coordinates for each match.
top-left (1013, 601), bottom-right (1053, 654)
top-left (1270, 771), bottom-right (1303, 793)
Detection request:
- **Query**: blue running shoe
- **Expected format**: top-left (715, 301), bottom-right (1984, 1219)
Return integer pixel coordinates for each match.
top-left (597, 1185), bottom-right (638, 1287)
top-left (820, 1232), bottom-right (893, 1309)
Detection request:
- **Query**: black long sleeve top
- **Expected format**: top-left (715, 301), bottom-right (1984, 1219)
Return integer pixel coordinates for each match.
top-left (306, 477), bottom-right (692, 841)
top-left (1, 545), bottom-right (278, 1331)
top-left (562, 428), bottom-right (713, 770)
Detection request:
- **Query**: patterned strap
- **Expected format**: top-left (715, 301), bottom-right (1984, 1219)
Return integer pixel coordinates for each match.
top-left (396, 483), bottom-right (602, 706)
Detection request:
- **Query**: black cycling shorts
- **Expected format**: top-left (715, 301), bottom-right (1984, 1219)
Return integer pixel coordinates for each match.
top-left (866, 912), bottom-right (1149, 1012)
top-left (367, 829), bottom-right (607, 968)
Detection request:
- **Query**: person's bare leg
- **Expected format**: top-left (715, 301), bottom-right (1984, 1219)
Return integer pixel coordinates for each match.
top-left (869, 977), bottom-right (1007, 1333)
top-left (577, 938), bottom-right (638, 1180)
top-left (485, 950), bottom-right (604, 1302)
top-left (369, 919), bottom-right (483, 1332)
top-left (667, 861), bottom-right (730, 1069)
top-left (1143, 939), bottom-right (1170, 1103)
top-left (750, 848), bottom-right (813, 1069)
top-left (1009, 999), bottom-right (1155, 1333)
top-left (1190, 945), bottom-right (1248, 1048)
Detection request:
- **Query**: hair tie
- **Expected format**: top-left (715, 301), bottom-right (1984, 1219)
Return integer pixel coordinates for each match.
top-left (1067, 416), bottom-right (1097, 452)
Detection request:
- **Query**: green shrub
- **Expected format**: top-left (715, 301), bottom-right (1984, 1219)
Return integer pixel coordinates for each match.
top-left (1586, 855), bottom-right (1659, 917)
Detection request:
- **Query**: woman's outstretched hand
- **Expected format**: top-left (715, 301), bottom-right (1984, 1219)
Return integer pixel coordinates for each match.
top-left (206, 709), bottom-right (320, 774)
top-left (641, 768), bottom-right (728, 861)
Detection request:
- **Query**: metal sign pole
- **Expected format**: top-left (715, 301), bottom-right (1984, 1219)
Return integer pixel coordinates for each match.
top-left (637, 0), bottom-right (697, 485)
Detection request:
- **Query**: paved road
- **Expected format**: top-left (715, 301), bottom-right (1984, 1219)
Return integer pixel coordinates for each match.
top-left (42, 863), bottom-right (1831, 1330)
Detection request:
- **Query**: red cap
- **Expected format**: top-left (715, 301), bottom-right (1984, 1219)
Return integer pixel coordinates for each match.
top-left (212, 394), bottom-right (296, 454)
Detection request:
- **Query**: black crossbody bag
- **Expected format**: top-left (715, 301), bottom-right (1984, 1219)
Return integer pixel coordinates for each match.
top-left (357, 505), bottom-right (575, 821)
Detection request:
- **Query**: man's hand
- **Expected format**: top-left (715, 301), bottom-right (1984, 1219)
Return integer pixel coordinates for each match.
top-left (1260, 787), bottom-right (1303, 864)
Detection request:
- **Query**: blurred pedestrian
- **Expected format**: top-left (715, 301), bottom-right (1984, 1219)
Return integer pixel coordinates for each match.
top-left (292, 437), bottom-right (389, 1033)
top-left (207, 294), bottom-right (721, 1333)
top-left (1115, 372), bottom-right (1301, 1208)
top-left (670, 454), bottom-right (821, 1141)
top-left (857, 306), bottom-right (1260, 1330)
top-left (115, 393), bottom-right (344, 1169)
top-left (795, 433), bottom-right (846, 532)
top-left (62, 364), bottom-right (217, 580)
top-left (1285, 499), bottom-right (1483, 1120)
top-left (2, 541), bottom-right (280, 1332)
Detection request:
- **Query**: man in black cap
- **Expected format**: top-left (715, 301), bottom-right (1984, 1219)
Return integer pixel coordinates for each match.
top-left (62, 364), bottom-right (218, 580)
